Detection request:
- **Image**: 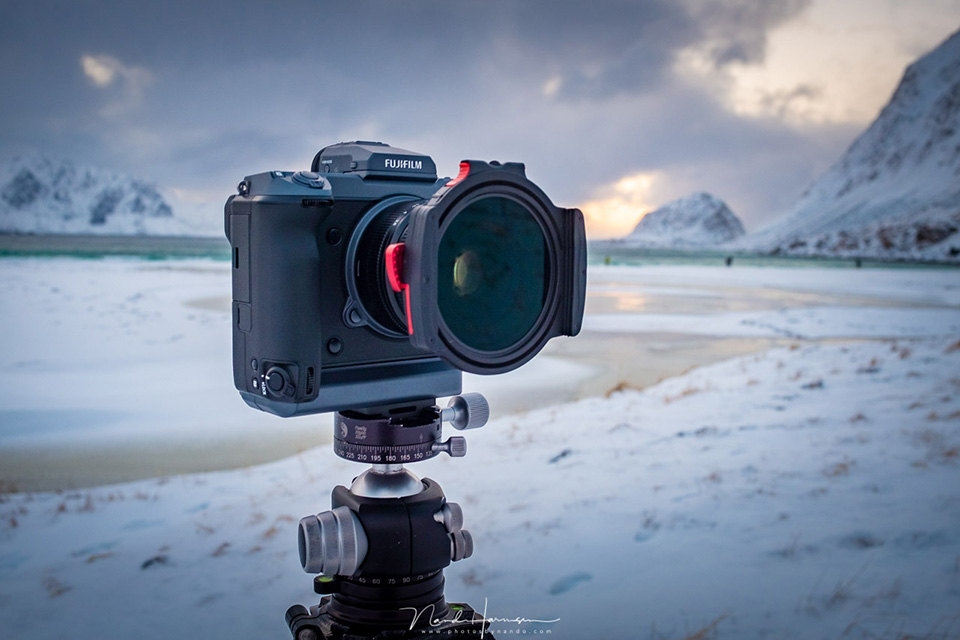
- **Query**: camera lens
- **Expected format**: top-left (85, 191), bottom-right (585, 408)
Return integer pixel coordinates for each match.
top-left (437, 196), bottom-right (547, 352)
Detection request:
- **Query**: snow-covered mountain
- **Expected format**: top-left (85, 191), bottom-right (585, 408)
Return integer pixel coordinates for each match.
top-left (620, 192), bottom-right (745, 248)
top-left (739, 29), bottom-right (960, 261)
top-left (0, 154), bottom-right (195, 235)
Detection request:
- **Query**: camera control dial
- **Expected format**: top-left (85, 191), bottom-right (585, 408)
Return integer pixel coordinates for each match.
top-left (291, 171), bottom-right (328, 189)
top-left (262, 366), bottom-right (295, 398)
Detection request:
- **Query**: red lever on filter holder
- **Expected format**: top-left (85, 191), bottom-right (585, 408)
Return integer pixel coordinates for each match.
top-left (445, 161), bottom-right (471, 187)
top-left (385, 242), bottom-right (414, 335)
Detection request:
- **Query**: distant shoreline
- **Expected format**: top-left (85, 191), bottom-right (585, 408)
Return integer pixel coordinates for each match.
top-left (588, 241), bottom-right (960, 268)
top-left (0, 232), bottom-right (230, 259)
top-left (1, 232), bottom-right (955, 268)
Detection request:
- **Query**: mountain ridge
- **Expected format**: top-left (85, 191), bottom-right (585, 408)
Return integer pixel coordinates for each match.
top-left (0, 154), bottom-right (196, 236)
top-left (613, 191), bottom-right (746, 248)
top-left (737, 28), bottom-right (960, 261)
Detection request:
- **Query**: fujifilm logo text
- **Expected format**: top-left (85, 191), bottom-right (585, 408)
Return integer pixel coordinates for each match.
top-left (385, 158), bottom-right (423, 170)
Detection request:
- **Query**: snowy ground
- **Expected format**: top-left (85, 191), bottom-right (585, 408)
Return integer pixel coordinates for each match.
top-left (1, 259), bottom-right (959, 638)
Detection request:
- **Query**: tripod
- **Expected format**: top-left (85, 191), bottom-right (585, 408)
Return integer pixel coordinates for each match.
top-left (286, 394), bottom-right (495, 639)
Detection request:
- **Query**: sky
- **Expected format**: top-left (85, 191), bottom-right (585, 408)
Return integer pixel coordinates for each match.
top-left (1, 0), bottom-right (959, 238)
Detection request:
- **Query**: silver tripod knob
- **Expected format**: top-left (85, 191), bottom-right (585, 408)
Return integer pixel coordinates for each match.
top-left (442, 393), bottom-right (489, 431)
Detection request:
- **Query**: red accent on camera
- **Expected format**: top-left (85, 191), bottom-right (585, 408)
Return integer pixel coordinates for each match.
top-left (445, 161), bottom-right (471, 187)
top-left (385, 242), bottom-right (413, 335)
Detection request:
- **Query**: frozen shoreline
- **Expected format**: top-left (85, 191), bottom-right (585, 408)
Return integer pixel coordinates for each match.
top-left (1, 259), bottom-right (958, 490)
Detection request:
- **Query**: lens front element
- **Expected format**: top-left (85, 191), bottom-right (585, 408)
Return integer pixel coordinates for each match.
top-left (437, 196), bottom-right (546, 353)
top-left (452, 250), bottom-right (483, 296)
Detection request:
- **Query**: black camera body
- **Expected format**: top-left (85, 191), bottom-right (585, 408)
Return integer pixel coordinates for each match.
top-left (225, 142), bottom-right (585, 417)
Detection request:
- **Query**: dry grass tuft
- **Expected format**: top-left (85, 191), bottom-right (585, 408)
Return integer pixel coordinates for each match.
top-left (664, 386), bottom-right (702, 404)
top-left (823, 461), bottom-right (853, 478)
top-left (42, 575), bottom-right (71, 598)
top-left (262, 525), bottom-right (280, 540)
top-left (461, 569), bottom-right (484, 587)
top-left (605, 380), bottom-right (639, 397)
top-left (912, 428), bottom-right (960, 465)
top-left (678, 614), bottom-right (728, 640)
top-left (86, 552), bottom-right (112, 564)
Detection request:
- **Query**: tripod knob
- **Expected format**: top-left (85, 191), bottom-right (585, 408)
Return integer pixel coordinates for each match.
top-left (450, 529), bottom-right (474, 562)
top-left (443, 393), bottom-right (489, 430)
top-left (433, 501), bottom-right (464, 532)
top-left (299, 506), bottom-right (368, 576)
top-left (432, 436), bottom-right (467, 457)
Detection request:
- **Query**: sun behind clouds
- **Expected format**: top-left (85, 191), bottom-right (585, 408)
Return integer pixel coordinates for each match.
top-left (578, 170), bottom-right (664, 240)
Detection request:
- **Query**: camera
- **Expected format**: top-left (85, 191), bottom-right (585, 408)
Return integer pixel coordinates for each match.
top-left (225, 141), bottom-right (586, 417)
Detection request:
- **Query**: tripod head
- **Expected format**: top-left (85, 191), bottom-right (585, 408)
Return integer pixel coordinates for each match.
top-left (287, 394), bottom-right (494, 639)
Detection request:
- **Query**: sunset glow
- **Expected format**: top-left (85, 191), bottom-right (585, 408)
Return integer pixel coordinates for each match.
top-left (578, 171), bottom-right (663, 239)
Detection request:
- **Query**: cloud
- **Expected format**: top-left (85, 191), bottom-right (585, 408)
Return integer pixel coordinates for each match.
top-left (685, 0), bottom-right (813, 67)
top-left (1, 0), bottom-right (952, 233)
top-left (676, 0), bottom-right (960, 128)
top-left (80, 54), bottom-right (152, 115)
top-left (479, 0), bottom-right (809, 102)
top-left (751, 83), bottom-right (824, 122)
top-left (81, 55), bottom-right (117, 87)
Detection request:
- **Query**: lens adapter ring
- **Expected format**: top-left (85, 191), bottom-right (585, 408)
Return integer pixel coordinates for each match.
top-left (344, 195), bottom-right (421, 338)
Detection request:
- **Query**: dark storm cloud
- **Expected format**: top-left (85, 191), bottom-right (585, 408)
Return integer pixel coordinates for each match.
top-left (691, 0), bottom-right (813, 66)
top-left (0, 0), bottom-right (836, 231)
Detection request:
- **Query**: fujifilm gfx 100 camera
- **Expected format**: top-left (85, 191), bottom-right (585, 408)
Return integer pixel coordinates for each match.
top-left (225, 141), bottom-right (586, 417)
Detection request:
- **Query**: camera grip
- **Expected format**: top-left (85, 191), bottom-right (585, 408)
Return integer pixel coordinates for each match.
top-left (230, 198), bottom-right (325, 410)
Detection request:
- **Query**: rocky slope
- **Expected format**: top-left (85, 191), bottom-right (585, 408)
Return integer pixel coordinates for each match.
top-left (739, 29), bottom-right (960, 261)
